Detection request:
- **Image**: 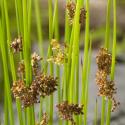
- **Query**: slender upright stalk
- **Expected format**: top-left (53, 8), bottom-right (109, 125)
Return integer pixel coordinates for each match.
top-left (0, 21), bottom-right (14, 125)
top-left (105, 0), bottom-right (111, 49)
top-left (69, 0), bottom-right (81, 103)
top-left (48, 1), bottom-right (54, 125)
top-left (101, 0), bottom-right (111, 124)
top-left (22, 0), bottom-right (33, 124)
top-left (106, 0), bottom-right (117, 125)
top-left (34, 0), bottom-right (44, 121)
top-left (14, 1), bottom-right (25, 125)
top-left (80, 0), bottom-right (90, 124)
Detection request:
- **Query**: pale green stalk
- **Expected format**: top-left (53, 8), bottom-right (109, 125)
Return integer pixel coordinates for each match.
top-left (0, 20), bottom-right (14, 125)
top-left (69, 0), bottom-right (82, 103)
top-left (0, 2), bottom-right (8, 125)
top-left (48, 1), bottom-right (54, 125)
top-left (22, 0), bottom-right (33, 124)
top-left (101, 0), bottom-right (111, 124)
top-left (14, 0), bottom-right (25, 125)
top-left (80, 0), bottom-right (90, 124)
top-left (106, 0), bottom-right (117, 124)
top-left (34, 0), bottom-right (44, 121)
top-left (84, 35), bottom-right (91, 125)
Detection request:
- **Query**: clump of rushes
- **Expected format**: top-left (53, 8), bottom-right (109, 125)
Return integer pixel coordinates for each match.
top-left (96, 48), bottom-right (120, 111)
top-left (47, 39), bottom-right (68, 65)
top-left (56, 101), bottom-right (83, 125)
top-left (10, 36), bottom-right (23, 53)
top-left (66, 1), bottom-right (86, 25)
top-left (31, 52), bottom-right (42, 75)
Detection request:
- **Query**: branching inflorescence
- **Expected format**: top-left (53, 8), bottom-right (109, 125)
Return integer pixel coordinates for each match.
top-left (66, 1), bottom-right (86, 25)
top-left (47, 39), bottom-right (68, 65)
top-left (96, 48), bottom-right (120, 112)
top-left (10, 37), bottom-right (23, 53)
top-left (56, 101), bottom-right (83, 125)
top-left (11, 37), bottom-right (58, 108)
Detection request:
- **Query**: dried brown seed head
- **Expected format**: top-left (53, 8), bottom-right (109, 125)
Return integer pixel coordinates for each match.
top-left (10, 37), bottom-right (22, 53)
top-left (66, 2), bottom-right (86, 25)
top-left (66, 1), bottom-right (76, 25)
top-left (80, 8), bottom-right (86, 25)
top-left (11, 80), bottom-right (38, 108)
top-left (31, 52), bottom-right (42, 75)
top-left (56, 101), bottom-right (83, 124)
top-left (31, 73), bottom-right (58, 98)
top-left (11, 80), bottom-right (27, 99)
top-left (96, 48), bottom-right (112, 74)
top-left (95, 48), bottom-right (119, 112)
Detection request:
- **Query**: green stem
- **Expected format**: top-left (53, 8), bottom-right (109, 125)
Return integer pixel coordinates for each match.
top-left (106, 0), bottom-right (116, 124)
top-left (101, 0), bottom-right (111, 124)
top-left (22, 0), bottom-right (33, 124)
top-left (105, 0), bottom-right (111, 49)
top-left (69, 1), bottom-right (81, 103)
top-left (48, 1), bottom-right (54, 125)
top-left (0, 20), bottom-right (14, 125)
top-left (80, 0), bottom-right (90, 124)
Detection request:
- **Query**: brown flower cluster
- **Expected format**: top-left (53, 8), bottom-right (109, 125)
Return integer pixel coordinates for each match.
top-left (47, 39), bottom-right (68, 65)
top-left (10, 37), bottom-right (22, 53)
top-left (56, 101), bottom-right (83, 124)
top-left (31, 52), bottom-right (42, 75)
top-left (96, 48), bottom-right (120, 112)
top-left (12, 73), bottom-right (58, 108)
top-left (31, 73), bottom-right (58, 98)
top-left (66, 1), bottom-right (86, 25)
top-left (11, 80), bottom-right (38, 108)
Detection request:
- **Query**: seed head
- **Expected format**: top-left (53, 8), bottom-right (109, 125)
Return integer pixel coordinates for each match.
top-left (95, 48), bottom-right (120, 112)
top-left (47, 39), bottom-right (68, 65)
top-left (66, 1), bottom-right (86, 25)
top-left (56, 101), bottom-right (83, 124)
top-left (11, 80), bottom-right (38, 108)
top-left (10, 37), bottom-right (22, 53)
top-left (96, 48), bottom-right (112, 74)
top-left (80, 8), bottom-right (86, 25)
top-left (31, 73), bottom-right (58, 98)
top-left (31, 52), bottom-right (42, 75)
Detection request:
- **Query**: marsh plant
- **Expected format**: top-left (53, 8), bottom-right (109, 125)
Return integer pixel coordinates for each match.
top-left (0, 0), bottom-right (119, 125)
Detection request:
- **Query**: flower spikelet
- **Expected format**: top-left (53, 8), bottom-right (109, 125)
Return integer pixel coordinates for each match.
top-left (31, 52), bottom-right (42, 75)
top-left (56, 101), bottom-right (83, 125)
top-left (96, 48), bottom-right (112, 74)
top-left (31, 73), bottom-right (58, 98)
top-left (10, 36), bottom-right (22, 53)
top-left (96, 48), bottom-right (120, 112)
top-left (47, 39), bottom-right (68, 65)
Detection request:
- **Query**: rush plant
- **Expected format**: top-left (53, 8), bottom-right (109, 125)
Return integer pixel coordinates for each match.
top-left (0, 0), bottom-right (119, 125)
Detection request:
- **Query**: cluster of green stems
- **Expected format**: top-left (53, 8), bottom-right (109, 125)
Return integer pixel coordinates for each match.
top-left (0, 0), bottom-right (117, 125)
